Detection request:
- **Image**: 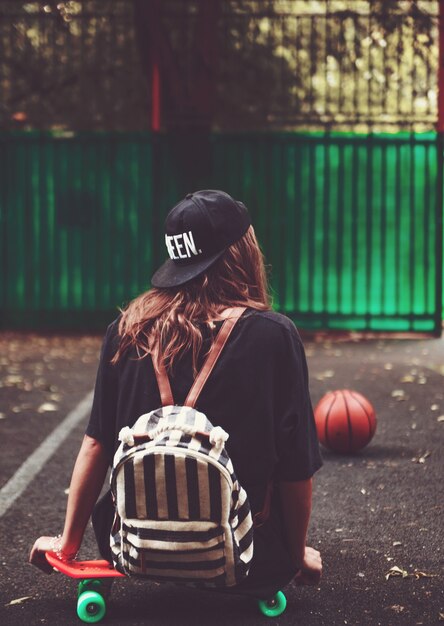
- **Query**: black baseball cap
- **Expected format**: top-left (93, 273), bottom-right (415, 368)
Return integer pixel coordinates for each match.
top-left (151, 189), bottom-right (251, 288)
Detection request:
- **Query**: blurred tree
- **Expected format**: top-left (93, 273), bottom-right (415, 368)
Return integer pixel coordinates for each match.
top-left (0, 0), bottom-right (438, 131)
top-left (0, 1), bottom-right (149, 130)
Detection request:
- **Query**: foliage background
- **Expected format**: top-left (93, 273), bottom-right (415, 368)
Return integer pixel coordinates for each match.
top-left (0, 0), bottom-right (439, 132)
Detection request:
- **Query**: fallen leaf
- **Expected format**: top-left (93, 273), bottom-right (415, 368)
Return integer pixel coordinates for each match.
top-left (5, 596), bottom-right (32, 606)
top-left (439, 612), bottom-right (444, 621)
top-left (33, 377), bottom-right (47, 389)
top-left (400, 375), bottom-right (415, 383)
top-left (412, 451), bottom-right (431, 464)
top-left (437, 416), bottom-right (444, 423)
top-left (391, 389), bottom-right (406, 400)
top-left (412, 571), bottom-right (439, 579)
top-left (3, 375), bottom-right (24, 386)
top-left (387, 605), bottom-right (405, 613)
top-left (417, 377), bottom-right (427, 385)
top-left (0, 412), bottom-right (6, 420)
top-left (315, 370), bottom-right (335, 381)
top-left (385, 566), bottom-right (408, 580)
top-left (385, 566), bottom-right (438, 582)
top-left (383, 460), bottom-right (400, 468)
top-left (431, 404), bottom-right (439, 411)
top-left (12, 403), bottom-right (32, 414)
top-left (384, 363), bottom-right (393, 371)
top-left (37, 402), bottom-right (58, 413)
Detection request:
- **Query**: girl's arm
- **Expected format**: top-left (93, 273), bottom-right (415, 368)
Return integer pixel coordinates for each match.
top-left (29, 435), bottom-right (109, 573)
top-left (278, 478), bottom-right (322, 585)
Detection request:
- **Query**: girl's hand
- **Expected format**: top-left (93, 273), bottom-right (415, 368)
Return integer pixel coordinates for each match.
top-left (293, 546), bottom-right (322, 586)
top-left (29, 536), bottom-right (57, 574)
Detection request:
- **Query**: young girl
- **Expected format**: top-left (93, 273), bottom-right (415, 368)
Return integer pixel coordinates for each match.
top-left (30, 189), bottom-right (322, 596)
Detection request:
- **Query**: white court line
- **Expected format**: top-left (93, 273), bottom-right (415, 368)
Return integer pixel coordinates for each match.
top-left (0, 390), bottom-right (94, 518)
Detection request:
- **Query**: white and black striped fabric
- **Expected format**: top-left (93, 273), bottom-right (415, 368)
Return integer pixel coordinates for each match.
top-left (110, 406), bottom-right (254, 587)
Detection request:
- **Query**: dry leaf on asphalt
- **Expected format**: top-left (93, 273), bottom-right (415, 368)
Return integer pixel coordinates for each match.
top-left (385, 566), bottom-right (408, 580)
top-left (400, 375), bottom-right (415, 383)
top-left (411, 451), bottom-right (431, 464)
top-left (315, 370), bottom-right (335, 381)
top-left (37, 402), bottom-right (58, 413)
top-left (3, 374), bottom-right (24, 386)
top-left (391, 389), bottom-right (406, 400)
top-left (385, 566), bottom-right (438, 581)
top-left (5, 596), bottom-right (32, 606)
top-left (412, 571), bottom-right (439, 580)
top-left (388, 605), bottom-right (405, 613)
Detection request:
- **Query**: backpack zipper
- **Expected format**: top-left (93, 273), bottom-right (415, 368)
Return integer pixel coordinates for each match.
top-left (110, 442), bottom-right (234, 494)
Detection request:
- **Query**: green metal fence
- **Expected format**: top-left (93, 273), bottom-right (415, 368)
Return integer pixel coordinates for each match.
top-left (0, 132), bottom-right (442, 333)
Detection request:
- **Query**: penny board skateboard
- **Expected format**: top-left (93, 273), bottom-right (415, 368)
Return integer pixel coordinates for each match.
top-left (45, 551), bottom-right (287, 622)
top-left (46, 551), bottom-right (124, 622)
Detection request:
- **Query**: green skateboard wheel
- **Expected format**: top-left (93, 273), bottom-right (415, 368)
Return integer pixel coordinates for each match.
top-left (77, 590), bottom-right (106, 623)
top-left (257, 590), bottom-right (287, 617)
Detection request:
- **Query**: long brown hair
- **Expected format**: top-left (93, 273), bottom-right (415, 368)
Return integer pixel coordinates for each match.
top-left (112, 226), bottom-right (271, 373)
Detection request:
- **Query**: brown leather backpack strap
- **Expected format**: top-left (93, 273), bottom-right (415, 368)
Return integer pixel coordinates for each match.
top-left (253, 479), bottom-right (273, 528)
top-left (149, 337), bottom-right (175, 407)
top-left (184, 306), bottom-right (247, 408)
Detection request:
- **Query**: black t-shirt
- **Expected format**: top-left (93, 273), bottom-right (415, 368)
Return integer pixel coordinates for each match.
top-left (86, 309), bottom-right (322, 514)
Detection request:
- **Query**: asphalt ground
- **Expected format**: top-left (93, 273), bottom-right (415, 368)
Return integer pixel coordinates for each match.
top-left (0, 329), bottom-right (443, 626)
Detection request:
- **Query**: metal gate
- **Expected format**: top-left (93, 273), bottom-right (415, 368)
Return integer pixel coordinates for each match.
top-left (0, 1), bottom-right (442, 333)
top-left (0, 130), bottom-right (440, 333)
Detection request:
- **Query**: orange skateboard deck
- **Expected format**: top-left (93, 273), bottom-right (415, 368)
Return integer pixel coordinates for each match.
top-left (46, 551), bottom-right (124, 579)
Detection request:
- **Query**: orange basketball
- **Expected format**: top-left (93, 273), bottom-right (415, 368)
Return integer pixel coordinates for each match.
top-left (314, 389), bottom-right (376, 454)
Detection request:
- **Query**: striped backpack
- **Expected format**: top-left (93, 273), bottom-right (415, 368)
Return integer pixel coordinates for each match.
top-left (109, 307), bottom-right (254, 588)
